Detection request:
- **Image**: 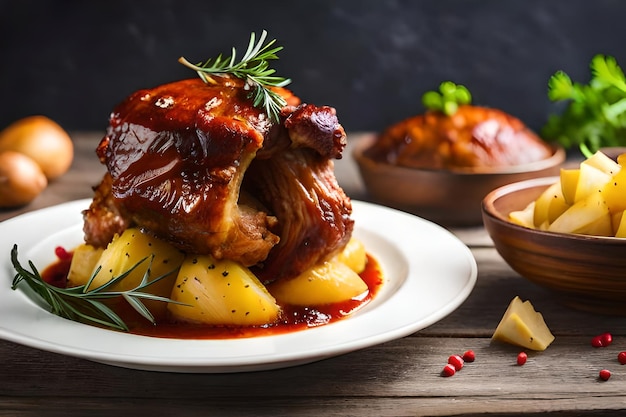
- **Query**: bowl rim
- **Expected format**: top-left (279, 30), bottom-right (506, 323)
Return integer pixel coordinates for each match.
top-left (481, 175), bottom-right (626, 244)
top-left (352, 133), bottom-right (566, 176)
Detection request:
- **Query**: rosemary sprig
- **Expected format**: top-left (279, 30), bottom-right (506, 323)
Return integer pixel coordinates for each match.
top-left (10, 244), bottom-right (184, 332)
top-left (179, 30), bottom-right (292, 123)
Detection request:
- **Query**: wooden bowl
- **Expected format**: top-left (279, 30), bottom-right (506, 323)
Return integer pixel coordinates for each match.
top-left (482, 176), bottom-right (626, 315)
top-left (353, 134), bottom-right (565, 226)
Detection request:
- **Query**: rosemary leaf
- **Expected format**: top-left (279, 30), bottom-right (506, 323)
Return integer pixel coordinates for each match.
top-left (9, 244), bottom-right (185, 332)
top-left (179, 30), bottom-right (291, 123)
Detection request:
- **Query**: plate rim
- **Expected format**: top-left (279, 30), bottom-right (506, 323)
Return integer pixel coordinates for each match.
top-left (0, 199), bottom-right (477, 373)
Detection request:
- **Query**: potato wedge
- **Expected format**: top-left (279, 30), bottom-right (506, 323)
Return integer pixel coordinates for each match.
top-left (509, 201), bottom-right (535, 228)
top-left (581, 150), bottom-right (621, 176)
top-left (88, 228), bottom-right (185, 320)
top-left (269, 259), bottom-right (368, 306)
top-left (560, 168), bottom-right (580, 205)
top-left (67, 244), bottom-right (104, 287)
top-left (602, 168), bottom-right (626, 213)
top-left (336, 238), bottom-right (367, 273)
top-left (548, 191), bottom-right (611, 235)
top-left (574, 163), bottom-right (612, 203)
top-left (492, 296), bottom-right (555, 351)
top-left (534, 182), bottom-right (569, 227)
top-left (168, 254), bottom-right (281, 326)
top-left (616, 213), bottom-right (626, 238)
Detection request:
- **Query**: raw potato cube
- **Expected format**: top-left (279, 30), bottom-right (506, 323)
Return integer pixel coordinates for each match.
top-left (269, 259), bottom-right (368, 306)
top-left (492, 296), bottom-right (555, 351)
top-left (168, 254), bottom-right (281, 326)
top-left (88, 228), bottom-right (185, 320)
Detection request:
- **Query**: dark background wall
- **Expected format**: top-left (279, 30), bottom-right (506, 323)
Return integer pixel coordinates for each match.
top-left (2, 0), bottom-right (626, 135)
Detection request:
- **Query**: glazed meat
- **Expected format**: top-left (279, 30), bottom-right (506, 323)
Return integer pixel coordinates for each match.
top-left (366, 105), bottom-right (553, 169)
top-left (83, 77), bottom-right (352, 283)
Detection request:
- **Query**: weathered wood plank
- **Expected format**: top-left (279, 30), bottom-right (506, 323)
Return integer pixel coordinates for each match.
top-left (0, 396), bottom-right (624, 417)
top-left (1, 336), bottom-right (625, 397)
top-left (1, 336), bottom-right (625, 415)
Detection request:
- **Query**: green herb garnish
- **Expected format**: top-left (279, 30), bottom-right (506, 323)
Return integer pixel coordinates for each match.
top-left (542, 54), bottom-right (626, 157)
top-left (10, 244), bottom-right (183, 331)
top-left (178, 30), bottom-right (292, 123)
top-left (422, 81), bottom-right (472, 116)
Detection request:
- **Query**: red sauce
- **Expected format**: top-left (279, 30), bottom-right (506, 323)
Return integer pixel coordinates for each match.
top-left (42, 252), bottom-right (384, 340)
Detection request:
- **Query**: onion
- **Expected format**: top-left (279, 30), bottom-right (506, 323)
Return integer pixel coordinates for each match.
top-left (0, 151), bottom-right (48, 207)
top-left (0, 115), bottom-right (74, 180)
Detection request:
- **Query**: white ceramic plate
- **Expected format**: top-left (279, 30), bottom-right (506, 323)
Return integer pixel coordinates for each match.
top-left (0, 199), bottom-right (477, 373)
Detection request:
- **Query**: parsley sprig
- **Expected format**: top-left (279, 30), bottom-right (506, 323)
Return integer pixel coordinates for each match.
top-left (10, 244), bottom-right (183, 331)
top-left (422, 81), bottom-right (472, 116)
top-left (178, 30), bottom-right (292, 123)
top-left (542, 54), bottom-right (626, 157)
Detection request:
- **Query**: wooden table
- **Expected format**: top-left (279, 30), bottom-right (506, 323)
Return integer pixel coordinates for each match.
top-left (1, 132), bottom-right (626, 416)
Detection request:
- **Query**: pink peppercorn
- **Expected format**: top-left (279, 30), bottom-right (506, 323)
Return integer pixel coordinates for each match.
top-left (448, 354), bottom-right (464, 371)
top-left (517, 351), bottom-right (527, 366)
top-left (599, 369), bottom-right (611, 381)
top-left (591, 337), bottom-right (601, 347)
top-left (462, 350), bottom-right (475, 362)
top-left (54, 246), bottom-right (72, 261)
top-left (591, 332), bottom-right (613, 347)
top-left (441, 363), bottom-right (456, 377)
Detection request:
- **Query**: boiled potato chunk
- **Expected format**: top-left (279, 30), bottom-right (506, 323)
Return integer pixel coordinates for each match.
top-left (560, 168), bottom-right (580, 205)
top-left (548, 190), bottom-right (611, 235)
top-left (582, 213), bottom-right (613, 236)
top-left (510, 151), bottom-right (626, 237)
top-left (602, 168), bottom-right (626, 213)
top-left (581, 150), bottom-right (620, 175)
top-left (533, 183), bottom-right (554, 227)
top-left (269, 259), bottom-right (368, 306)
top-left (492, 296), bottom-right (555, 351)
top-left (574, 163), bottom-right (612, 203)
top-left (509, 201), bottom-right (535, 228)
top-left (168, 254), bottom-right (281, 326)
top-left (616, 213), bottom-right (626, 238)
top-left (87, 228), bottom-right (185, 320)
top-left (336, 238), bottom-right (367, 273)
top-left (67, 244), bottom-right (104, 287)
top-left (533, 182), bottom-right (569, 227)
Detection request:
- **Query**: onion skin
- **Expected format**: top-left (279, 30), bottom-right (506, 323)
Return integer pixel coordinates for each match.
top-left (0, 115), bottom-right (74, 180)
top-left (0, 151), bottom-right (48, 208)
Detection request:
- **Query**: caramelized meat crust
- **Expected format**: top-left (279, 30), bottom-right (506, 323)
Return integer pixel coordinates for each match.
top-left (245, 149), bottom-right (353, 282)
top-left (82, 173), bottom-right (130, 249)
top-left (366, 105), bottom-right (552, 169)
top-left (83, 77), bottom-right (351, 282)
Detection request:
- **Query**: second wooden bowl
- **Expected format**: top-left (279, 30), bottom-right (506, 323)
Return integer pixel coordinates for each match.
top-left (482, 176), bottom-right (626, 315)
